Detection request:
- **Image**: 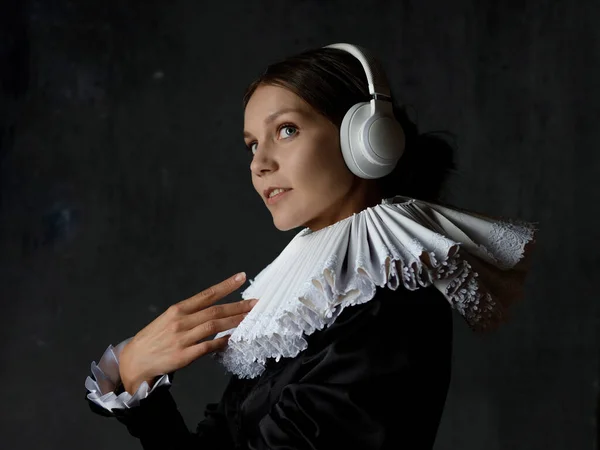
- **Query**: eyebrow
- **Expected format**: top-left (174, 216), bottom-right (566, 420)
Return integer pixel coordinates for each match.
top-left (243, 108), bottom-right (305, 139)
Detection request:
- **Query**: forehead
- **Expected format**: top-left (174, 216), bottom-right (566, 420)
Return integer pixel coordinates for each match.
top-left (244, 84), bottom-right (311, 122)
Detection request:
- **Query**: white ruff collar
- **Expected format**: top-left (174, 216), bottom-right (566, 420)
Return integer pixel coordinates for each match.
top-left (213, 195), bottom-right (538, 379)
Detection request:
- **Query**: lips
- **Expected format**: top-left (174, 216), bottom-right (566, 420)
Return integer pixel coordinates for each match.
top-left (264, 187), bottom-right (292, 199)
top-left (265, 188), bottom-right (292, 205)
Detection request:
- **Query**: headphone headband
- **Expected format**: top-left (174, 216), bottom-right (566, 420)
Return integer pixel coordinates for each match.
top-left (323, 43), bottom-right (391, 99)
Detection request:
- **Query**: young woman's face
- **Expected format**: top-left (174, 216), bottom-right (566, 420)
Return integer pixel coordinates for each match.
top-left (244, 83), bottom-right (380, 232)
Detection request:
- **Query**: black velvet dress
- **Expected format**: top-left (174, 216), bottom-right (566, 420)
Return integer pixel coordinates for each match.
top-left (86, 284), bottom-right (453, 450)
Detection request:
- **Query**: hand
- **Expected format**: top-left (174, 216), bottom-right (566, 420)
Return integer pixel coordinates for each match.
top-left (119, 272), bottom-right (256, 394)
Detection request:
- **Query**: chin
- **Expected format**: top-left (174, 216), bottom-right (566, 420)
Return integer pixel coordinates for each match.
top-left (272, 220), bottom-right (297, 232)
top-left (272, 216), bottom-right (303, 232)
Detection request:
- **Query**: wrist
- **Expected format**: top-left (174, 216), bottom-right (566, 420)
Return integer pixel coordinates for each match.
top-left (122, 377), bottom-right (139, 396)
top-left (119, 365), bottom-right (147, 395)
top-left (122, 375), bottom-right (156, 395)
top-left (118, 342), bottom-right (151, 395)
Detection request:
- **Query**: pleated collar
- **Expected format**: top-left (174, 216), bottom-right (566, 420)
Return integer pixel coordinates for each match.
top-left (213, 195), bottom-right (538, 379)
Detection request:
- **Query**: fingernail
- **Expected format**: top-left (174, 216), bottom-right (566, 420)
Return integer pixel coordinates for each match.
top-left (234, 272), bottom-right (246, 282)
top-left (250, 299), bottom-right (258, 306)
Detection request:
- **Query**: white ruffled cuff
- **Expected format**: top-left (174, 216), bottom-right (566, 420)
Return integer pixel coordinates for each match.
top-left (85, 337), bottom-right (171, 411)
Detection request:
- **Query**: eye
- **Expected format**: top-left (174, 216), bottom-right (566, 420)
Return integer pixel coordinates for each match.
top-left (244, 123), bottom-right (298, 156)
top-left (245, 142), bottom-right (258, 155)
top-left (278, 123), bottom-right (298, 139)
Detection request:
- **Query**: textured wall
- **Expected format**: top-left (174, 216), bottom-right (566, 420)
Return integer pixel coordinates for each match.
top-left (1, 1), bottom-right (598, 449)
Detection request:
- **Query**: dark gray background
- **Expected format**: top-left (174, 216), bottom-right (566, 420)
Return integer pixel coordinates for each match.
top-left (1, 1), bottom-right (598, 449)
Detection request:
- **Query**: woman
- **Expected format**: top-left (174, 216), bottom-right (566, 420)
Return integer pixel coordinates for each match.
top-left (85, 43), bottom-right (537, 449)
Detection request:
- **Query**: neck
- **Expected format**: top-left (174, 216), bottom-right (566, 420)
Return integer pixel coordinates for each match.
top-left (307, 180), bottom-right (383, 232)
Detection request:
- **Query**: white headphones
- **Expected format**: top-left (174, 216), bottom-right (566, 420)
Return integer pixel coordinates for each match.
top-left (323, 43), bottom-right (406, 179)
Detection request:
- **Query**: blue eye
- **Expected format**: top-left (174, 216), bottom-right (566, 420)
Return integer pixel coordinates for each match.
top-left (279, 124), bottom-right (298, 138)
top-left (245, 123), bottom-right (298, 156)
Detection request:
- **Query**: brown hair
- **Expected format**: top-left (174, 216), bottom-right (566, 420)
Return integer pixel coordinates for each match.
top-left (243, 47), bottom-right (458, 203)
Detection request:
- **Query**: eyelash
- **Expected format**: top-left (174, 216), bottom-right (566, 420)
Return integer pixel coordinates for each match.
top-left (245, 123), bottom-right (298, 154)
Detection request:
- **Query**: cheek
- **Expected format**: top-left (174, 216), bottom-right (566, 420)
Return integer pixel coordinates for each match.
top-left (296, 141), bottom-right (352, 193)
top-left (293, 147), bottom-right (335, 182)
top-left (318, 136), bottom-right (352, 180)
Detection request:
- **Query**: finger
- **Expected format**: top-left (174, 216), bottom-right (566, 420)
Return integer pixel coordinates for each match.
top-left (178, 298), bottom-right (258, 331)
top-left (183, 335), bottom-right (231, 362)
top-left (182, 312), bottom-right (248, 347)
top-left (178, 272), bottom-right (247, 314)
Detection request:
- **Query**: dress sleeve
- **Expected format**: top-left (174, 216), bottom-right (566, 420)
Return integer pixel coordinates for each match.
top-left (85, 338), bottom-right (236, 450)
top-left (100, 384), bottom-right (236, 450)
top-left (245, 285), bottom-right (453, 450)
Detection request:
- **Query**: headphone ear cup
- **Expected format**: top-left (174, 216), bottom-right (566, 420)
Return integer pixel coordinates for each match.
top-left (339, 102), bottom-right (369, 178)
top-left (367, 114), bottom-right (406, 163)
top-left (339, 102), bottom-right (406, 179)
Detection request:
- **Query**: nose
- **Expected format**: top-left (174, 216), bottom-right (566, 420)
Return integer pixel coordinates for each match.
top-left (250, 143), bottom-right (278, 176)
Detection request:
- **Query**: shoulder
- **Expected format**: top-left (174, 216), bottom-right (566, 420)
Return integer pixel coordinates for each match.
top-left (305, 284), bottom-right (452, 351)
top-left (262, 284), bottom-right (453, 385)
